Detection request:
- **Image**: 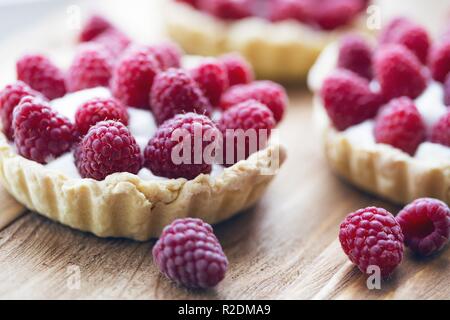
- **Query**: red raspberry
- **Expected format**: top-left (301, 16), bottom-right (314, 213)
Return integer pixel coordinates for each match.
top-left (444, 74), bottom-right (450, 106)
top-left (268, 0), bottom-right (312, 23)
top-left (374, 44), bottom-right (427, 100)
top-left (145, 42), bottom-right (183, 70)
top-left (220, 81), bottom-right (287, 123)
top-left (67, 44), bottom-right (114, 92)
top-left (78, 14), bottom-right (114, 43)
top-left (144, 113), bottom-right (218, 179)
top-left (150, 69), bottom-right (212, 125)
top-left (12, 96), bottom-right (77, 164)
top-left (191, 59), bottom-right (229, 106)
top-left (379, 17), bottom-right (412, 44)
top-left (16, 54), bottom-right (66, 100)
top-left (111, 46), bottom-right (161, 109)
top-left (320, 69), bottom-right (382, 131)
top-left (430, 110), bottom-right (450, 147)
top-left (153, 218), bottom-right (228, 289)
top-left (374, 97), bottom-right (426, 155)
top-left (75, 97), bottom-right (129, 136)
top-left (396, 198), bottom-right (450, 256)
top-left (92, 29), bottom-right (132, 60)
top-left (429, 39), bottom-right (450, 83)
top-left (311, 0), bottom-right (361, 30)
top-left (337, 34), bottom-right (373, 80)
top-left (0, 81), bottom-right (43, 140)
top-left (339, 207), bottom-right (404, 278)
top-left (217, 100), bottom-right (275, 166)
top-left (75, 120), bottom-right (142, 180)
top-left (198, 0), bottom-right (252, 20)
top-left (220, 53), bottom-right (254, 86)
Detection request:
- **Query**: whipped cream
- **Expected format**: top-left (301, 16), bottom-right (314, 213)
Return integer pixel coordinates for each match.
top-left (46, 87), bottom-right (224, 180)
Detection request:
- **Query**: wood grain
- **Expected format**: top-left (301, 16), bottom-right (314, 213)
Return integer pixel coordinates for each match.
top-left (0, 0), bottom-right (448, 300)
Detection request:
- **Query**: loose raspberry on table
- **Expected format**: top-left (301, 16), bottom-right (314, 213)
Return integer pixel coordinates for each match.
top-left (430, 110), bottom-right (450, 147)
top-left (311, 0), bottom-right (361, 30)
top-left (145, 42), bottom-right (183, 70)
top-left (75, 120), bottom-right (142, 180)
top-left (339, 207), bottom-right (404, 278)
top-left (320, 69), bottom-right (382, 131)
top-left (268, 0), bottom-right (312, 23)
top-left (78, 14), bottom-right (114, 43)
top-left (92, 28), bottom-right (132, 60)
top-left (153, 218), bottom-right (228, 289)
top-left (220, 53), bottom-right (254, 86)
top-left (429, 39), bottom-right (450, 83)
top-left (12, 96), bottom-right (77, 164)
top-left (396, 198), bottom-right (450, 256)
top-left (16, 53), bottom-right (66, 100)
top-left (217, 100), bottom-right (275, 166)
top-left (0, 81), bottom-right (43, 140)
top-left (220, 81), bottom-right (287, 123)
top-left (197, 0), bottom-right (252, 20)
top-left (337, 34), bottom-right (373, 80)
top-left (144, 113), bottom-right (219, 180)
top-left (67, 44), bottom-right (114, 92)
top-left (150, 69), bottom-right (212, 125)
top-left (191, 59), bottom-right (229, 106)
top-left (374, 44), bottom-right (427, 100)
top-left (75, 97), bottom-right (129, 136)
top-left (111, 46), bottom-right (161, 109)
top-left (374, 97), bottom-right (426, 155)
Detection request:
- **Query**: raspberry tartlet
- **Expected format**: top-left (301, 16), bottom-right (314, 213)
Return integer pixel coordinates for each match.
top-left (309, 18), bottom-right (449, 205)
top-left (165, 0), bottom-right (370, 82)
top-left (0, 18), bottom-right (286, 240)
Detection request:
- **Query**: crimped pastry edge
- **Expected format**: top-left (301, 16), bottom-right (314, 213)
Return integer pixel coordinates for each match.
top-left (313, 96), bottom-right (450, 205)
top-left (0, 133), bottom-right (286, 240)
top-left (165, 1), bottom-right (368, 82)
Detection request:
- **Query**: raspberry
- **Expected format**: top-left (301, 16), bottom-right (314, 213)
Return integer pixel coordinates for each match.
top-left (153, 218), bottom-right (228, 289)
top-left (374, 44), bottom-right (427, 100)
top-left (445, 74), bottom-right (450, 106)
top-left (75, 120), bottom-right (142, 180)
top-left (145, 42), bottom-right (183, 70)
top-left (320, 69), bottom-right (382, 131)
top-left (150, 69), bottom-right (212, 125)
top-left (111, 46), bottom-right (161, 109)
top-left (12, 96), bottom-right (77, 164)
top-left (16, 54), bottom-right (66, 100)
top-left (220, 81), bottom-right (287, 123)
top-left (217, 100), bottom-right (275, 166)
top-left (78, 14), bottom-right (114, 42)
top-left (0, 81), bottom-right (43, 140)
top-left (92, 29), bottom-right (132, 60)
top-left (268, 0), bottom-right (312, 23)
top-left (396, 198), bottom-right (450, 256)
top-left (429, 39), bottom-right (450, 83)
top-left (337, 34), bottom-right (373, 80)
top-left (374, 97), bottom-right (426, 155)
top-left (67, 44), bottom-right (114, 92)
top-left (191, 59), bottom-right (229, 106)
top-left (144, 113), bottom-right (218, 179)
top-left (75, 97), bottom-right (129, 136)
top-left (311, 0), bottom-right (361, 30)
top-left (379, 17), bottom-right (412, 44)
top-left (198, 0), bottom-right (252, 20)
top-left (339, 207), bottom-right (404, 278)
top-left (387, 23), bottom-right (430, 64)
top-left (220, 53), bottom-right (254, 86)
top-left (430, 110), bottom-right (450, 147)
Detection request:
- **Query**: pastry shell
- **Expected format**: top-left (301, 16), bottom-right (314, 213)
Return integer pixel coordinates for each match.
top-left (0, 133), bottom-right (286, 240)
top-left (165, 1), bottom-right (368, 82)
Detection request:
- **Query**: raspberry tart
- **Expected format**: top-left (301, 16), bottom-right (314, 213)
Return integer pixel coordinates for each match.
top-left (165, 0), bottom-right (370, 82)
top-left (0, 17), bottom-right (286, 240)
top-left (309, 18), bottom-right (449, 205)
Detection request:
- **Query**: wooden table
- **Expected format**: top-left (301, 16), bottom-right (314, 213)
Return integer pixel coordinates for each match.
top-left (0, 0), bottom-right (448, 300)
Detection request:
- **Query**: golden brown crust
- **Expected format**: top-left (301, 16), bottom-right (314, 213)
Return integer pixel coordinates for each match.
top-left (165, 1), bottom-right (368, 82)
top-left (0, 133), bottom-right (286, 240)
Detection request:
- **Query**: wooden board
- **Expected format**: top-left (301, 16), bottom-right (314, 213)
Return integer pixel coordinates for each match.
top-left (0, 0), bottom-right (448, 300)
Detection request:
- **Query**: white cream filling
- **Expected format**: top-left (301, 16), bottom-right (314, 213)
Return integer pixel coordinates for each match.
top-left (46, 87), bottom-right (224, 180)
top-left (308, 44), bottom-right (450, 166)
